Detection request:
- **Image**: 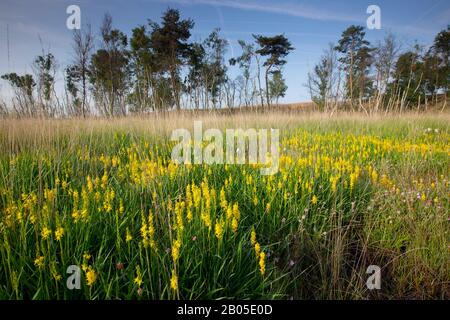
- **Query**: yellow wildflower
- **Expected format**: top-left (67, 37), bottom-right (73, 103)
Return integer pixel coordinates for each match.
top-left (259, 252), bottom-right (266, 276)
top-left (172, 239), bottom-right (181, 262)
top-left (34, 256), bottom-right (45, 269)
top-left (232, 203), bottom-right (240, 220)
top-left (226, 205), bottom-right (233, 220)
top-left (126, 228), bottom-right (133, 242)
top-left (55, 227), bottom-right (64, 241)
top-left (85, 267), bottom-right (97, 287)
top-left (83, 252), bottom-right (91, 261)
top-left (134, 266), bottom-right (143, 287)
top-left (87, 175), bottom-right (94, 192)
top-left (215, 219), bottom-right (224, 240)
top-left (250, 227), bottom-right (257, 246)
top-left (41, 227), bottom-right (52, 240)
top-left (255, 242), bottom-right (261, 258)
top-left (170, 270), bottom-right (178, 291)
top-left (220, 187), bottom-right (227, 211)
top-left (231, 217), bottom-right (238, 234)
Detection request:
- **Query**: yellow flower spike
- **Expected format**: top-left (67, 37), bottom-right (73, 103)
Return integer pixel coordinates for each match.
top-left (220, 187), bottom-right (227, 211)
top-left (85, 267), bottom-right (97, 287)
top-left (253, 194), bottom-right (258, 206)
top-left (83, 252), bottom-right (91, 261)
top-left (226, 205), bottom-right (233, 220)
top-left (86, 176), bottom-right (94, 193)
top-left (41, 227), bottom-right (52, 240)
top-left (232, 203), bottom-right (240, 221)
top-left (134, 266), bottom-right (143, 287)
top-left (254, 242), bottom-right (261, 258)
top-left (311, 195), bottom-right (318, 205)
top-left (119, 200), bottom-right (124, 215)
top-left (186, 208), bottom-right (193, 222)
top-left (231, 217), bottom-right (238, 234)
top-left (371, 170), bottom-right (378, 183)
top-left (214, 219), bottom-right (224, 240)
top-left (55, 227), bottom-right (64, 241)
top-left (34, 256), bottom-right (45, 269)
top-left (170, 270), bottom-right (178, 291)
top-left (172, 239), bottom-right (181, 263)
top-left (101, 171), bottom-right (108, 189)
top-left (250, 227), bottom-right (257, 246)
top-left (126, 228), bottom-right (133, 242)
top-left (259, 252), bottom-right (266, 276)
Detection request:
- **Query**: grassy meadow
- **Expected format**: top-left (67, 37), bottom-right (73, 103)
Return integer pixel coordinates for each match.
top-left (0, 111), bottom-right (449, 299)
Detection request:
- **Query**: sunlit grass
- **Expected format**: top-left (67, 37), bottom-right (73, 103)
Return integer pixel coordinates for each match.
top-left (0, 111), bottom-right (448, 299)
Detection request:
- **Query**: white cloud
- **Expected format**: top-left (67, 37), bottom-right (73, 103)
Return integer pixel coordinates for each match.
top-left (155, 0), bottom-right (362, 23)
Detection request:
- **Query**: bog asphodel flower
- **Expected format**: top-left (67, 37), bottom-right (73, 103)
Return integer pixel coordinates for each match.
top-left (231, 217), bottom-right (238, 234)
top-left (254, 242), bottom-right (261, 258)
top-left (250, 227), bottom-right (257, 246)
top-left (186, 208), bottom-right (193, 222)
top-left (214, 219), bottom-right (224, 240)
top-left (172, 239), bottom-right (181, 262)
top-left (83, 252), bottom-right (91, 261)
top-left (34, 256), bottom-right (45, 269)
top-left (259, 252), bottom-right (266, 276)
top-left (170, 270), bottom-right (178, 291)
top-left (126, 228), bottom-right (133, 242)
top-left (226, 205), bottom-right (233, 220)
top-left (134, 266), bottom-right (143, 287)
top-left (232, 203), bottom-right (240, 221)
top-left (41, 226), bottom-right (52, 240)
top-left (85, 266), bottom-right (97, 287)
top-left (55, 226), bottom-right (64, 241)
top-left (220, 187), bottom-right (227, 211)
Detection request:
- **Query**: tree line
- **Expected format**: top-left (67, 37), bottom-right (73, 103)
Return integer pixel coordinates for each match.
top-left (0, 8), bottom-right (293, 117)
top-left (0, 8), bottom-right (448, 117)
top-left (307, 25), bottom-right (449, 113)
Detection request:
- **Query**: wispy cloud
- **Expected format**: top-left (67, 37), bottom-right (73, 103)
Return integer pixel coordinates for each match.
top-left (155, 0), bottom-right (363, 23)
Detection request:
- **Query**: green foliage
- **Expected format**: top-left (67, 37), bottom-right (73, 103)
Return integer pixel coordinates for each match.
top-left (90, 14), bottom-right (130, 116)
top-left (150, 8), bottom-right (194, 110)
top-left (268, 70), bottom-right (287, 105)
top-left (253, 34), bottom-right (294, 106)
top-left (1, 73), bottom-right (35, 99)
top-left (335, 25), bottom-right (373, 102)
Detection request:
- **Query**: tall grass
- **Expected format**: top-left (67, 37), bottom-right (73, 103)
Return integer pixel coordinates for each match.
top-left (0, 111), bottom-right (448, 299)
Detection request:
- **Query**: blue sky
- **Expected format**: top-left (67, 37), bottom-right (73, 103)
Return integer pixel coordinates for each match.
top-left (0, 0), bottom-right (449, 103)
